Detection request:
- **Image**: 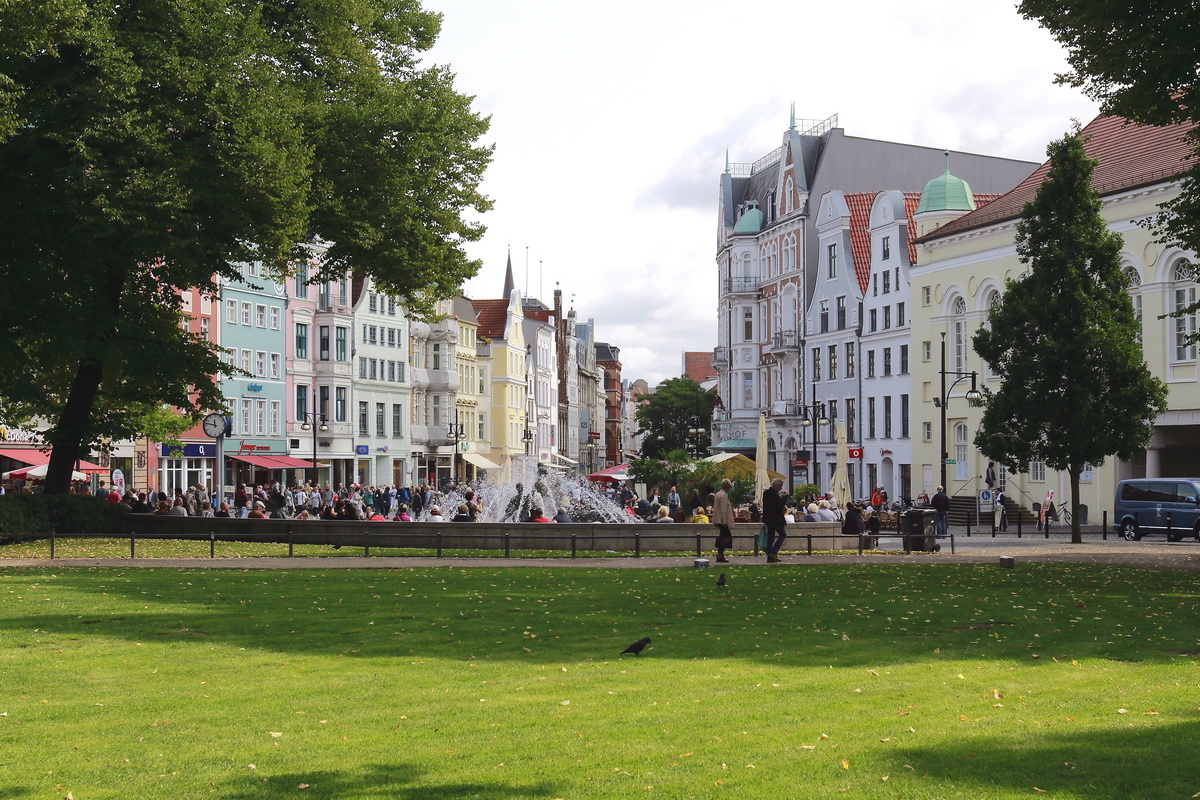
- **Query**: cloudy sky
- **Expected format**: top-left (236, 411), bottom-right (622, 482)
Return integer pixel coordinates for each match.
top-left (419, 0), bottom-right (1099, 386)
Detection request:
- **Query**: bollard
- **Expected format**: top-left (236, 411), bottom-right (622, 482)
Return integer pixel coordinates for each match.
top-left (504, 532), bottom-right (511, 558)
top-left (999, 555), bottom-right (1015, 569)
top-left (966, 510), bottom-right (972, 537)
top-left (634, 532), bottom-right (641, 558)
top-left (210, 531), bottom-right (216, 559)
top-left (695, 532), bottom-right (702, 557)
top-left (130, 535), bottom-right (136, 559)
top-left (436, 531), bottom-right (443, 558)
top-left (50, 529), bottom-right (55, 560)
top-left (288, 529), bottom-right (294, 558)
top-left (1102, 510), bottom-right (1108, 540)
top-left (363, 529), bottom-right (370, 557)
top-left (571, 533), bottom-right (577, 558)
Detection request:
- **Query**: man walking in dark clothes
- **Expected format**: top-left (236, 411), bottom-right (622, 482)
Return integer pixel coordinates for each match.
top-left (762, 478), bottom-right (788, 563)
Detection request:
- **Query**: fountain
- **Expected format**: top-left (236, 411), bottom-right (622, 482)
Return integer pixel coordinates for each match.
top-left (415, 457), bottom-right (639, 523)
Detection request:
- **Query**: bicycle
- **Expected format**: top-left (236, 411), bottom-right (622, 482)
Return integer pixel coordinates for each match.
top-left (1038, 501), bottom-right (1071, 530)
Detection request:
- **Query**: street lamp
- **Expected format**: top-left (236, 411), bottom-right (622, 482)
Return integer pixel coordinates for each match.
top-left (687, 416), bottom-right (707, 459)
top-left (522, 426), bottom-right (534, 456)
top-left (298, 395), bottom-right (328, 487)
top-left (799, 401), bottom-right (830, 489)
top-left (448, 409), bottom-right (467, 485)
top-left (938, 331), bottom-right (983, 489)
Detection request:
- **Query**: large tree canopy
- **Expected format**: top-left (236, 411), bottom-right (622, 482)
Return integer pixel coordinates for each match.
top-left (634, 377), bottom-right (716, 460)
top-left (0, 0), bottom-right (492, 492)
top-left (974, 128), bottom-right (1167, 543)
top-left (1018, 1), bottom-right (1200, 256)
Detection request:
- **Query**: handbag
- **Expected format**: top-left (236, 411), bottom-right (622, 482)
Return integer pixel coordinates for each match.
top-left (756, 525), bottom-right (769, 550)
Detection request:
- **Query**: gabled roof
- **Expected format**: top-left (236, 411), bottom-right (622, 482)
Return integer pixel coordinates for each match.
top-left (844, 192), bottom-right (876, 294)
top-left (470, 298), bottom-right (510, 339)
top-left (918, 114), bottom-right (1199, 242)
top-left (452, 296), bottom-right (478, 324)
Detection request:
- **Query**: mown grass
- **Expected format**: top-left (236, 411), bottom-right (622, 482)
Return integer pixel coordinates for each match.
top-left (0, 562), bottom-right (1196, 799)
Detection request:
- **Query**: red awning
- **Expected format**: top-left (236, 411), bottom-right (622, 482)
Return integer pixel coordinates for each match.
top-left (0, 448), bottom-right (105, 472)
top-left (227, 454), bottom-right (285, 469)
top-left (228, 453), bottom-right (318, 470)
top-left (264, 454), bottom-right (322, 469)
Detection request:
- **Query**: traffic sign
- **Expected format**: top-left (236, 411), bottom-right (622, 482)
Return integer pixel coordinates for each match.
top-left (943, 459), bottom-right (957, 465)
top-left (588, 432), bottom-right (601, 440)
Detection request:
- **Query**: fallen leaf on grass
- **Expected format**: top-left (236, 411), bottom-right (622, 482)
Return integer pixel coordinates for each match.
top-left (841, 759), bottom-right (850, 770)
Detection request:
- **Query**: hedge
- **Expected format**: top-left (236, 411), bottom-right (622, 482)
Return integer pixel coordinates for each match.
top-left (0, 494), bottom-right (129, 543)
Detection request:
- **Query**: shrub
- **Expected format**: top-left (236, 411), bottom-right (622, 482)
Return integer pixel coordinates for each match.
top-left (0, 494), bottom-right (129, 543)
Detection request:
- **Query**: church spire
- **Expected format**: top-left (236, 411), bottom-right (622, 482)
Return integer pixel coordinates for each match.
top-left (503, 246), bottom-right (515, 299)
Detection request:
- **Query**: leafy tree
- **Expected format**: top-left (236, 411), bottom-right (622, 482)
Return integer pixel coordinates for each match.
top-left (973, 127), bottom-right (1168, 543)
top-left (634, 377), bottom-right (716, 459)
top-left (0, 0), bottom-right (492, 493)
top-left (1018, 2), bottom-right (1200, 274)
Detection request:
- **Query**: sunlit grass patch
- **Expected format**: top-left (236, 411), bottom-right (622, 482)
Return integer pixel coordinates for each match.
top-left (0, 562), bottom-right (1195, 798)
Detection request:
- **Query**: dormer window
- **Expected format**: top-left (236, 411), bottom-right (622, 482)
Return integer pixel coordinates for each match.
top-left (882, 236), bottom-right (891, 261)
top-left (827, 244), bottom-right (838, 279)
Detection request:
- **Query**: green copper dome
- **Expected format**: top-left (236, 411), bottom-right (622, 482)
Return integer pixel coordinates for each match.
top-left (733, 200), bottom-right (763, 234)
top-left (917, 152), bottom-right (976, 214)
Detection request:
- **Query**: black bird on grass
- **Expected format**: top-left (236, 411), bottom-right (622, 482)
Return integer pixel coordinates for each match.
top-left (715, 573), bottom-right (726, 587)
top-left (620, 636), bottom-right (651, 656)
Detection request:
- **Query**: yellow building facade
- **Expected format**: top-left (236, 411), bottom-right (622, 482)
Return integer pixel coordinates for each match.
top-left (911, 114), bottom-right (1198, 524)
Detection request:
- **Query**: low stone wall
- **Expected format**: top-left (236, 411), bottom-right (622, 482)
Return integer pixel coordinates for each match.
top-left (118, 516), bottom-right (868, 553)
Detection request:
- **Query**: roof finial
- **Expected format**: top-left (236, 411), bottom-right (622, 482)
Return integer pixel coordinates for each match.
top-left (725, 149), bottom-right (730, 174)
top-left (789, 102), bottom-right (796, 131)
top-left (944, 149), bottom-right (951, 173)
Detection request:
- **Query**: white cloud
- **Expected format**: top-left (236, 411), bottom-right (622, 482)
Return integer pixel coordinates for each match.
top-left (421, 0), bottom-right (1100, 386)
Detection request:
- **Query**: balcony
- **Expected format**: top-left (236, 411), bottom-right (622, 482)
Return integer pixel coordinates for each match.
top-left (410, 367), bottom-right (458, 392)
top-left (769, 400), bottom-right (802, 418)
top-left (769, 330), bottom-right (801, 352)
top-left (722, 277), bottom-right (760, 296)
top-left (712, 346), bottom-right (728, 367)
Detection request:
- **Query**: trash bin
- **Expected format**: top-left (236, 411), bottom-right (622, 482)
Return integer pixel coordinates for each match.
top-left (903, 508), bottom-right (939, 552)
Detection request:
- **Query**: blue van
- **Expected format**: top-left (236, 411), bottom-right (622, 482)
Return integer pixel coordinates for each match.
top-left (1113, 479), bottom-right (1200, 542)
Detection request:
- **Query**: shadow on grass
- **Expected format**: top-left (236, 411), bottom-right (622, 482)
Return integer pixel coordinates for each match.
top-left (0, 788), bottom-right (34, 798)
top-left (219, 762), bottom-right (556, 799)
top-left (890, 717), bottom-right (1199, 799)
top-left (0, 563), bottom-right (1196, 668)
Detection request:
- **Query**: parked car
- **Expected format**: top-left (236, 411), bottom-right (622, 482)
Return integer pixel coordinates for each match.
top-left (1113, 479), bottom-right (1200, 542)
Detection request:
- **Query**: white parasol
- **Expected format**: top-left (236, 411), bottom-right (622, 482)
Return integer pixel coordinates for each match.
top-left (2, 463), bottom-right (88, 482)
top-left (754, 413), bottom-right (770, 503)
top-left (828, 419), bottom-right (851, 506)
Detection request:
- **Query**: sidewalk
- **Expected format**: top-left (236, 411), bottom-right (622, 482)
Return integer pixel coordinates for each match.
top-left (3, 532), bottom-right (1198, 571)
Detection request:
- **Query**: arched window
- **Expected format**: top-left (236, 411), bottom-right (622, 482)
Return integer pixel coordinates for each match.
top-left (983, 289), bottom-right (1001, 379)
top-left (741, 253), bottom-right (753, 279)
top-left (783, 234), bottom-right (796, 273)
top-left (954, 422), bottom-right (969, 481)
top-left (951, 296), bottom-right (967, 372)
top-left (785, 177), bottom-right (795, 213)
top-left (1172, 259), bottom-right (1196, 362)
top-left (1124, 266), bottom-right (1142, 345)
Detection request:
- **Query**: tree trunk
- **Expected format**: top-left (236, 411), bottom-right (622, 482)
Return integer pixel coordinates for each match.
top-left (43, 264), bottom-right (125, 495)
top-left (1069, 466), bottom-right (1082, 544)
top-left (43, 358), bottom-right (106, 495)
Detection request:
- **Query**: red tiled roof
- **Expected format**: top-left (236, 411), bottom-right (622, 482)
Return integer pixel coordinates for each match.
top-left (470, 298), bottom-right (510, 339)
top-left (845, 192), bottom-right (875, 295)
top-left (682, 351), bottom-right (717, 383)
top-left (918, 114), bottom-right (1199, 242)
top-left (523, 308), bottom-right (552, 323)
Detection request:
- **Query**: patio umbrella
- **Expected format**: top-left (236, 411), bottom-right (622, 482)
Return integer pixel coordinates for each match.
top-left (2, 463), bottom-right (88, 482)
top-left (828, 419), bottom-right (851, 506)
top-left (754, 413), bottom-right (770, 503)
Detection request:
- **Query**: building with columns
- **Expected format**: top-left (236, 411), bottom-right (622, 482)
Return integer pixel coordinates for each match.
top-left (912, 113), bottom-right (1199, 517)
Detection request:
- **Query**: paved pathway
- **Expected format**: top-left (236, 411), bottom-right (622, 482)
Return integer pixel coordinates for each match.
top-left (4, 532), bottom-right (1199, 571)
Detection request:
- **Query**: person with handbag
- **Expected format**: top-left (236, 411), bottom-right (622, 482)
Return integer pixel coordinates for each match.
top-left (762, 478), bottom-right (788, 563)
top-left (711, 479), bottom-right (735, 563)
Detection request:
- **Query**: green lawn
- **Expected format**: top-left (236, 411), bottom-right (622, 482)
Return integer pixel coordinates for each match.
top-left (0, 562), bottom-right (1196, 799)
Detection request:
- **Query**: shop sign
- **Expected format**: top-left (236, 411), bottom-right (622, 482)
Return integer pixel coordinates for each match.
top-left (159, 443), bottom-right (218, 458)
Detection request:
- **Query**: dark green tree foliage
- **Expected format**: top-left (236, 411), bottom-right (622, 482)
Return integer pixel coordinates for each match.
top-left (974, 129), bottom-right (1167, 543)
top-left (634, 377), bottom-right (716, 459)
top-left (0, 0), bottom-right (492, 493)
top-left (1018, 1), bottom-right (1200, 260)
